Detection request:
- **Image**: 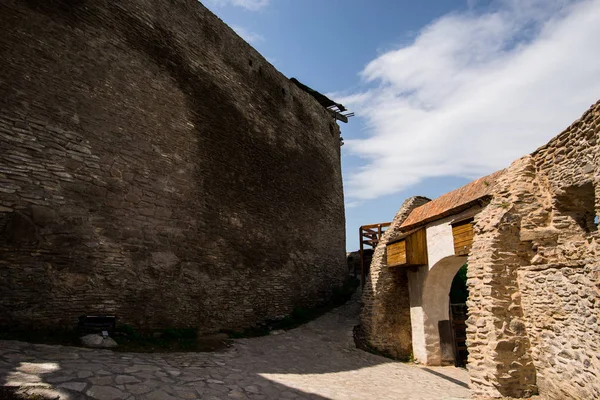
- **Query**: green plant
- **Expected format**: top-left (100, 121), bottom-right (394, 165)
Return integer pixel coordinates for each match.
top-left (497, 201), bottom-right (510, 209)
top-left (450, 264), bottom-right (469, 304)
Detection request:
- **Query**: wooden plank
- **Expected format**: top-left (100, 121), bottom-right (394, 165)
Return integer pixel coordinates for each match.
top-left (454, 237), bottom-right (473, 246)
top-left (453, 228), bottom-right (474, 237)
top-left (454, 239), bottom-right (473, 248)
top-left (386, 228), bottom-right (428, 267)
top-left (454, 239), bottom-right (472, 247)
top-left (387, 240), bottom-right (406, 256)
top-left (452, 226), bottom-right (471, 233)
top-left (394, 228), bottom-right (427, 266)
top-left (452, 230), bottom-right (474, 239)
top-left (327, 109), bottom-right (348, 123)
top-left (452, 218), bottom-right (474, 227)
top-left (360, 222), bottom-right (392, 230)
top-left (419, 229), bottom-right (428, 264)
top-left (452, 220), bottom-right (474, 257)
top-left (387, 240), bottom-right (407, 266)
top-left (455, 243), bottom-right (472, 249)
top-left (454, 230), bottom-right (473, 238)
top-left (410, 229), bottom-right (428, 265)
top-left (361, 239), bottom-right (379, 246)
top-left (454, 244), bottom-right (472, 252)
top-left (454, 246), bottom-right (471, 256)
top-left (454, 237), bottom-right (472, 247)
top-left (362, 229), bottom-right (378, 235)
top-left (454, 239), bottom-right (472, 246)
top-left (388, 255), bottom-right (406, 266)
top-left (452, 221), bottom-right (472, 230)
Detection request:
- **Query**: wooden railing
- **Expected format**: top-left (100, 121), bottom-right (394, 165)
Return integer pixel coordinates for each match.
top-left (359, 222), bottom-right (391, 287)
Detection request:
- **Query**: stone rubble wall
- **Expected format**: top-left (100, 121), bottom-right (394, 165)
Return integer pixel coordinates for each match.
top-left (517, 261), bottom-right (600, 400)
top-left (358, 196), bottom-right (431, 359)
top-left (0, 0), bottom-right (346, 332)
top-left (466, 159), bottom-right (540, 398)
top-left (468, 100), bottom-right (600, 399)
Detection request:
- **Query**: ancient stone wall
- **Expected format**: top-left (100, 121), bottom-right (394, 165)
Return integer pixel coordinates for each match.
top-left (358, 196), bottom-right (430, 359)
top-left (0, 0), bottom-right (346, 332)
top-left (358, 101), bottom-right (599, 399)
top-left (466, 162), bottom-right (540, 398)
top-left (467, 101), bottom-right (600, 399)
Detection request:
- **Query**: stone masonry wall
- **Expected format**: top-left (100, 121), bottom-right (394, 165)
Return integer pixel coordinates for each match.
top-left (0, 0), bottom-right (346, 332)
top-left (468, 101), bottom-right (600, 399)
top-left (466, 160), bottom-right (540, 398)
top-left (359, 196), bottom-right (430, 359)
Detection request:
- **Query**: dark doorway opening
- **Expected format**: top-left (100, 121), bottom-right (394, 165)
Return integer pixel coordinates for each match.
top-left (449, 263), bottom-right (468, 367)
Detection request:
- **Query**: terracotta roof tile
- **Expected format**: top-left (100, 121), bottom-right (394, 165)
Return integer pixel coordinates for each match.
top-left (399, 170), bottom-right (505, 231)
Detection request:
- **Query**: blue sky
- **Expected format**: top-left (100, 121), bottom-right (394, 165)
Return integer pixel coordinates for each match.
top-left (203, 0), bottom-right (600, 251)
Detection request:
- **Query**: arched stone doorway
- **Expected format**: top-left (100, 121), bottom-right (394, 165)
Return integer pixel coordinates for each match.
top-left (410, 255), bottom-right (467, 365)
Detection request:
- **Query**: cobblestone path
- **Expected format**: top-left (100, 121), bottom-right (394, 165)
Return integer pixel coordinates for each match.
top-left (0, 295), bottom-right (470, 400)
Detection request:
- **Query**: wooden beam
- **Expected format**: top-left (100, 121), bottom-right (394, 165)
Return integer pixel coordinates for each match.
top-left (327, 109), bottom-right (348, 123)
top-left (361, 228), bottom-right (378, 235)
top-left (361, 239), bottom-right (380, 246)
top-left (360, 222), bottom-right (392, 230)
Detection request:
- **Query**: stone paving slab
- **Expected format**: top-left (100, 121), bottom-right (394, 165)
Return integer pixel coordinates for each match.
top-left (0, 295), bottom-right (470, 400)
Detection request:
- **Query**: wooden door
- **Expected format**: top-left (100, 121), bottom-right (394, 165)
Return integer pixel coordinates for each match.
top-left (450, 303), bottom-right (468, 367)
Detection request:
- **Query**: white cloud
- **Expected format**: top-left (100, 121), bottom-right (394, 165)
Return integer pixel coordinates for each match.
top-left (345, 201), bottom-right (364, 209)
top-left (343, 0), bottom-right (600, 201)
top-left (204, 0), bottom-right (269, 11)
top-left (231, 25), bottom-right (265, 44)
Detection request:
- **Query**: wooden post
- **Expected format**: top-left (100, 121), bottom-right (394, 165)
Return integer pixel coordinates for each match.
top-left (359, 226), bottom-right (364, 288)
top-left (358, 222), bottom-right (392, 289)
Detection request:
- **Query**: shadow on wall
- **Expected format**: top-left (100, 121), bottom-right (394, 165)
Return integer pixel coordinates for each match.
top-left (0, 0), bottom-right (345, 332)
top-left (357, 264), bottom-right (413, 361)
top-left (357, 197), bottom-right (433, 362)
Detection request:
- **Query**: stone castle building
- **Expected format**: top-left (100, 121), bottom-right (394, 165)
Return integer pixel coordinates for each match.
top-left (0, 0), bottom-right (346, 333)
top-left (360, 101), bottom-right (600, 399)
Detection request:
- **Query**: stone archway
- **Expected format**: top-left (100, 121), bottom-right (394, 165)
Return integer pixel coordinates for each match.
top-left (411, 255), bottom-right (467, 365)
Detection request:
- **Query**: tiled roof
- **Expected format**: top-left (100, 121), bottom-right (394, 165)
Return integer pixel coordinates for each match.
top-left (399, 170), bottom-right (505, 231)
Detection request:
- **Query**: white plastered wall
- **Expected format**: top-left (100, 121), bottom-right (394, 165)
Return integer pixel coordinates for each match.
top-left (408, 205), bottom-right (481, 365)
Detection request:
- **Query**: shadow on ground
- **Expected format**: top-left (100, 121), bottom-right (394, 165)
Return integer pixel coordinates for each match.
top-left (0, 292), bottom-right (470, 400)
